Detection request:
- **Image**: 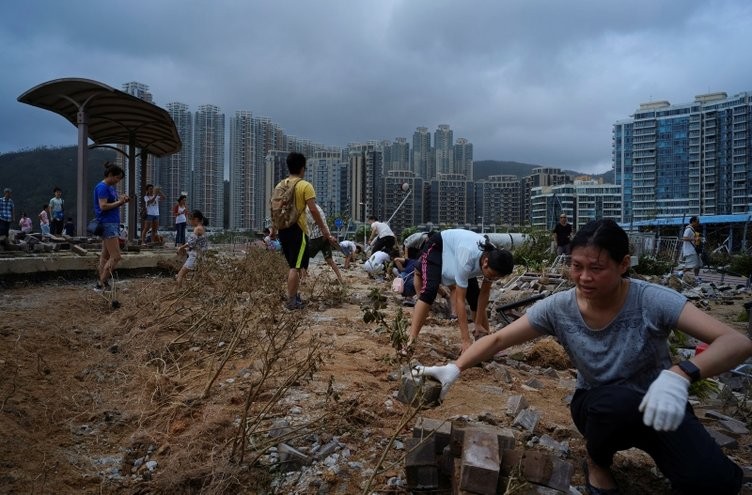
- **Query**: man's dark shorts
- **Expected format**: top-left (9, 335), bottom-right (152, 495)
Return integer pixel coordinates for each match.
top-left (308, 236), bottom-right (333, 260)
top-left (278, 224), bottom-right (310, 270)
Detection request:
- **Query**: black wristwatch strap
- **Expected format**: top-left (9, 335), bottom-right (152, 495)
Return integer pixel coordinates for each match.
top-left (677, 360), bottom-right (701, 383)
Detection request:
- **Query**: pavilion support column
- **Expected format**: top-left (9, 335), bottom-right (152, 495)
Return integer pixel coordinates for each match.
top-left (76, 110), bottom-right (88, 237)
top-left (127, 134), bottom-right (137, 243)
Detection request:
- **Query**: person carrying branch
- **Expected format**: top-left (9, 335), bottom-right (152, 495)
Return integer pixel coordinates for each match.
top-left (417, 219), bottom-right (751, 495)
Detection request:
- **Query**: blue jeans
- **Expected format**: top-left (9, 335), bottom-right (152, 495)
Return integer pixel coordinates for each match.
top-left (175, 222), bottom-right (187, 245)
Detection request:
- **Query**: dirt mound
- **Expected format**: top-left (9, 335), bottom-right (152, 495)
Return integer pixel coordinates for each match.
top-left (526, 337), bottom-right (571, 370)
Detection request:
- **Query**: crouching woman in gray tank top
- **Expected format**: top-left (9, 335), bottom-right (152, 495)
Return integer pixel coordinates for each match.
top-left (417, 218), bottom-right (751, 495)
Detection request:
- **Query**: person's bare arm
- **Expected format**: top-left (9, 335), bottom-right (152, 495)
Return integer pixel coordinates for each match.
top-left (473, 279), bottom-right (492, 333)
top-left (453, 286), bottom-right (473, 353)
top-left (306, 199), bottom-right (336, 246)
top-left (455, 314), bottom-right (542, 370)
top-left (99, 194), bottom-right (129, 211)
top-left (671, 303), bottom-right (752, 381)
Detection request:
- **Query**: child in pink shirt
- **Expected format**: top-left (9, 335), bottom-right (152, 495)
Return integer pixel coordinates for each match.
top-left (39, 204), bottom-right (50, 236)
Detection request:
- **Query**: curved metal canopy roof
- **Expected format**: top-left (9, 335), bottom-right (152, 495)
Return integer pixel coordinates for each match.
top-left (17, 77), bottom-right (181, 156)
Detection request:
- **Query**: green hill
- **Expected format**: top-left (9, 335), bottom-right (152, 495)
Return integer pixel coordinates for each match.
top-left (474, 160), bottom-right (614, 183)
top-left (0, 146), bottom-right (116, 228)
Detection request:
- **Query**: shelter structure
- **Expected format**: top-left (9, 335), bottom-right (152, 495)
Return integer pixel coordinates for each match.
top-left (17, 78), bottom-right (181, 240)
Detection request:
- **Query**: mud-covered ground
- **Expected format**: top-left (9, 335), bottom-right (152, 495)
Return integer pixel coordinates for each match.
top-left (1, 251), bottom-right (751, 494)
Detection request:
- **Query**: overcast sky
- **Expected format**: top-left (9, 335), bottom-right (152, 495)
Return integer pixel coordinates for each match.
top-left (1, 0), bottom-right (751, 173)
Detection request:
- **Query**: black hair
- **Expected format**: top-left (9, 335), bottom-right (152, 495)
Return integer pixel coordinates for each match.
top-left (53, 187), bottom-right (62, 193)
top-left (192, 210), bottom-right (207, 226)
top-left (286, 152), bottom-right (306, 174)
top-left (145, 184), bottom-right (154, 190)
top-left (41, 204), bottom-right (48, 210)
top-left (570, 218), bottom-right (630, 268)
top-left (66, 217), bottom-right (73, 222)
top-left (263, 227), bottom-right (271, 235)
top-left (178, 195), bottom-right (186, 202)
top-left (103, 162), bottom-right (125, 178)
top-left (689, 216), bottom-right (699, 224)
top-left (477, 235), bottom-right (514, 275)
top-left (368, 215), bottom-right (378, 222)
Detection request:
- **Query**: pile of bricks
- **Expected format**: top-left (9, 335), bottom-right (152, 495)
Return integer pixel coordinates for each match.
top-left (406, 417), bottom-right (574, 494)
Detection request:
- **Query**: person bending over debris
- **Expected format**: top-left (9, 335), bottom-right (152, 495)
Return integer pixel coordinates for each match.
top-left (418, 218), bottom-right (752, 495)
top-left (404, 229), bottom-right (514, 356)
top-left (363, 249), bottom-right (395, 278)
top-left (305, 204), bottom-right (344, 285)
top-left (176, 210), bottom-right (208, 287)
top-left (339, 239), bottom-right (361, 269)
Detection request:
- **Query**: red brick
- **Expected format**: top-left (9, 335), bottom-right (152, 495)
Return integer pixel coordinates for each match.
top-left (459, 428), bottom-right (500, 494)
top-left (500, 450), bottom-right (573, 492)
top-left (414, 416), bottom-right (452, 453)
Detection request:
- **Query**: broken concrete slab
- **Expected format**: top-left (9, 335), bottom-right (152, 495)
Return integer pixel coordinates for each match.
top-left (705, 427), bottom-right (738, 449)
top-left (507, 394), bottom-right (529, 417)
top-left (513, 408), bottom-right (540, 432)
top-left (538, 434), bottom-right (569, 457)
top-left (277, 443), bottom-right (312, 471)
top-left (719, 418), bottom-right (750, 437)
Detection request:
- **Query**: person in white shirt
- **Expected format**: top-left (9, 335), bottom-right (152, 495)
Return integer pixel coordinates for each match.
top-left (141, 184), bottom-right (166, 245)
top-left (363, 249), bottom-right (393, 277)
top-left (681, 216), bottom-right (702, 277)
top-left (404, 229), bottom-right (514, 355)
top-left (367, 216), bottom-right (395, 253)
top-left (339, 239), bottom-right (361, 269)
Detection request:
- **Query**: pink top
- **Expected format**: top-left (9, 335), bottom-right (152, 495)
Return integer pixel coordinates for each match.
top-left (19, 217), bottom-right (32, 232)
top-left (39, 210), bottom-right (49, 226)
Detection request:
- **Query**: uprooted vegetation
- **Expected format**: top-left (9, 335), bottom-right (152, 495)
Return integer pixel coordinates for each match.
top-left (107, 250), bottom-right (367, 493)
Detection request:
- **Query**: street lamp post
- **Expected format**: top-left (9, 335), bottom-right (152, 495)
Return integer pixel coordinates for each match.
top-left (478, 216), bottom-right (484, 233)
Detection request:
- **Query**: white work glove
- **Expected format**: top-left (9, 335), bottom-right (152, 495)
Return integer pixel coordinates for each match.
top-left (639, 369), bottom-right (690, 431)
top-left (414, 363), bottom-right (460, 400)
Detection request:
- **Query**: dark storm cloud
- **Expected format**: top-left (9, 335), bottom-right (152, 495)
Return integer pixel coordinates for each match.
top-left (2, 0), bottom-right (751, 172)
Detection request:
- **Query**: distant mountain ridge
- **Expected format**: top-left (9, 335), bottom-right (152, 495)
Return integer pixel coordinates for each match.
top-left (0, 146), bottom-right (116, 224)
top-left (473, 160), bottom-right (613, 183)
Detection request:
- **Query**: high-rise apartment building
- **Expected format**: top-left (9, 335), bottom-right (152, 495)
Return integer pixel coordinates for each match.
top-left (434, 124), bottom-right (454, 177)
top-left (454, 138), bottom-right (473, 179)
top-left (229, 113), bottom-right (286, 230)
top-left (157, 102), bottom-right (192, 227)
top-left (348, 143), bottom-right (383, 221)
top-left (613, 119), bottom-right (634, 223)
top-left (412, 127), bottom-right (433, 180)
top-left (122, 82), bottom-right (154, 103)
top-left (263, 150), bottom-right (290, 229)
top-left (308, 150), bottom-right (349, 220)
top-left (429, 173), bottom-right (473, 226)
top-left (530, 179), bottom-right (622, 230)
top-left (613, 91), bottom-right (752, 222)
top-left (389, 137), bottom-right (411, 172)
top-left (229, 111), bottom-right (254, 230)
top-left (382, 171), bottom-right (424, 236)
top-left (114, 81), bottom-right (156, 222)
top-left (194, 105), bottom-right (225, 228)
top-left (522, 168), bottom-right (571, 224)
top-left (475, 175), bottom-right (522, 226)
